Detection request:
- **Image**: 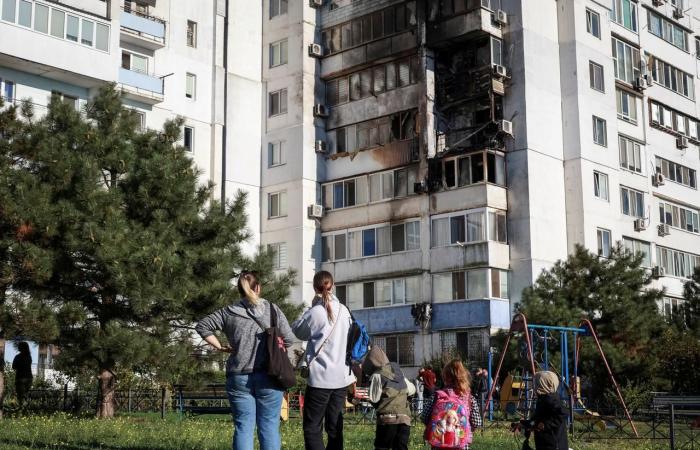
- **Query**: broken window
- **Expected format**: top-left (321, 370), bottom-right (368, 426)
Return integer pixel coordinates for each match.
top-left (445, 160), bottom-right (456, 188)
top-left (336, 128), bottom-right (347, 153)
top-left (471, 153), bottom-right (485, 183)
top-left (391, 111), bottom-right (416, 141)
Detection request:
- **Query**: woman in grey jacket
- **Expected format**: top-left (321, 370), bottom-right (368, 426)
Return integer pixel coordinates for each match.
top-left (292, 271), bottom-right (355, 450)
top-left (195, 271), bottom-right (295, 450)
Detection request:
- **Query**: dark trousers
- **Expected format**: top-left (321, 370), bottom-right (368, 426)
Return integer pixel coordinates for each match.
top-left (374, 423), bottom-right (410, 450)
top-left (303, 386), bottom-right (347, 450)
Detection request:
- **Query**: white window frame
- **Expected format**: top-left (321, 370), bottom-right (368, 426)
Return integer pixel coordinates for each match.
top-left (655, 156), bottom-right (697, 189)
top-left (586, 8), bottom-right (601, 39)
top-left (269, 39), bottom-right (288, 68)
top-left (270, 0), bottom-right (288, 19)
top-left (659, 201), bottom-right (700, 234)
top-left (616, 89), bottom-right (637, 124)
top-left (268, 141), bottom-right (285, 167)
top-left (268, 191), bottom-right (287, 218)
top-left (650, 55), bottom-right (694, 100)
top-left (622, 237), bottom-right (652, 267)
top-left (183, 126), bottom-right (194, 152)
top-left (593, 171), bottom-right (609, 201)
top-left (611, 37), bottom-right (641, 84)
top-left (611, 0), bottom-right (638, 33)
top-left (186, 20), bottom-right (197, 48)
top-left (597, 228), bottom-right (612, 258)
top-left (618, 135), bottom-right (643, 174)
top-left (430, 207), bottom-right (506, 248)
top-left (267, 242), bottom-right (288, 269)
top-left (592, 116), bottom-right (607, 147)
top-left (620, 186), bottom-right (645, 218)
top-left (268, 88), bottom-right (288, 117)
top-left (589, 61), bottom-right (605, 92)
top-left (185, 73), bottom-right (196, 99)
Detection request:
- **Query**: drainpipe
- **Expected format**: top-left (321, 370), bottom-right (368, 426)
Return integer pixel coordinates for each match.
top-left (221, 0), bottom-right (229, 207)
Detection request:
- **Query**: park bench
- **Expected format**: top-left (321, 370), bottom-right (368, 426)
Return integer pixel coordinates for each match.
top-left (651, 394), bottom-right (700, 412)
top-left (174, 384), bottom-right (230, 416)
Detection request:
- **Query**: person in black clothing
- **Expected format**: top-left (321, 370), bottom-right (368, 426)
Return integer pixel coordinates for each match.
top-left (531, 371), bottom-right (569, 450)
top-left (12, 342), bottom-right (33, 406)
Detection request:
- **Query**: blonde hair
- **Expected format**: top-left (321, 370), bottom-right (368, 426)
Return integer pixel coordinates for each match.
top-left (313, 270), bottom-right (334, 322)
top-left (442, 359), bottom-right (471, 396)
top-left (237, 271), bottom-right (260, 304)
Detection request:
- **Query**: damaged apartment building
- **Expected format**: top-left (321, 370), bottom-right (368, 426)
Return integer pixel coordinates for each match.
top-left (264, 0), bottom-right (700, 374)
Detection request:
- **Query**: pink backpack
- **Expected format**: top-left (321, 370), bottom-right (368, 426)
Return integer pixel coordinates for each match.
top-left (424, 389), bottom-right (472, 448)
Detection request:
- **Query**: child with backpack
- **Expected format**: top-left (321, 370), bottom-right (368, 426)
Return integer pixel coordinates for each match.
top-left (422, 359), bottom-right (482, 450)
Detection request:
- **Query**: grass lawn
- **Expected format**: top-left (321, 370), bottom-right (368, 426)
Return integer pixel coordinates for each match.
top-left (0, 413), bottom-right (668, 449)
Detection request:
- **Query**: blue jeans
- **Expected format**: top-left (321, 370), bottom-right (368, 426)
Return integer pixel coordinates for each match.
top-left (226, 372), bottom-right (284, 450)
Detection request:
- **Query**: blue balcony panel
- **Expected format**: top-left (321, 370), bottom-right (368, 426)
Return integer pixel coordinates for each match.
top-left (120, 11), bottom-right (165, 39)
top-left (354, 299), bottom-right (511, 335)
top-left (118, 68), bottom-right (163, 94)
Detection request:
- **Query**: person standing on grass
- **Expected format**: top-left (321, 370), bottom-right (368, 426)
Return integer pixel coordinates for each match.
top-left (195, 271), bottom-right (296, 450)
top-left (422, 359), bottom-right (481, 450)
top-left (530, 371), bottom-right (569, 450)
top-left (361, 345), bottom-right (416, 450)
top-left (292, 271), bottom-right (355, 450)
top-left (12, 342), bottom-right (33, 406)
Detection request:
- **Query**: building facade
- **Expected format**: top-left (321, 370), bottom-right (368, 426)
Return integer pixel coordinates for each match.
top-left (2, 0), bottom-right (699, 377)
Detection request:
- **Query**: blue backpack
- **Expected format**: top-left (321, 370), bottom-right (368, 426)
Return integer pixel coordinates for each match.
top-left (345, 311), bottom-right (370, 370)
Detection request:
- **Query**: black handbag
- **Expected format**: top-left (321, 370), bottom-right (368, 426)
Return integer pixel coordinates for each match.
top-left (247, 304), bottom-right (296, 389)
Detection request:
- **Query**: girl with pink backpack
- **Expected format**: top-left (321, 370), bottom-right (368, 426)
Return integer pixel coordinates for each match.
top-left (421, 360), bottom-right (482, 450)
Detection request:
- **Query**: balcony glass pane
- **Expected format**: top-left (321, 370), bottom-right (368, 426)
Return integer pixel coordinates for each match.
top-left (2, 0), bottom-right (17, 22)
top-left (50, 9), bottom-right (65, 39)
top-left (18, 0), bottom-right (31, 27)
top-left (66, 15), bottom-right (79, 41)
top-left (95, 23), bottom-right (109, 51)
top-left (81, 19), bottom-right (94, 46)
top-left (34, 3), bottom-right (48, 32)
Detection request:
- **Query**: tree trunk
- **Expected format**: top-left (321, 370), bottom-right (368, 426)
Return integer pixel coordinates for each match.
top-left (97, 368), bottom-right (116, 418)
top-left (0, 370), bottom-right (4, 419)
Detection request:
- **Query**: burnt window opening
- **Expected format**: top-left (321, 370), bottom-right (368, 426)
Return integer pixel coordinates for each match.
top-left (391, 111), bottom-right (416, 141)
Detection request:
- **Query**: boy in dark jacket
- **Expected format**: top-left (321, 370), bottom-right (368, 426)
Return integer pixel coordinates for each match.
top-left (361, 346), bottom-right (415, 450)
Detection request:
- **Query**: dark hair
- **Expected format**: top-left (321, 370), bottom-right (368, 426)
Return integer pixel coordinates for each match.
top-left (313, 270), bottom-right (334, 322)
top-left (237, 271), bottom-right (260, 304)
top-left (18, 341), bottom-right (30, 355)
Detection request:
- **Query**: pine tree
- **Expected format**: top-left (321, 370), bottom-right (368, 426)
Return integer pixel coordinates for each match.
top-left (517, 244), bottom-right (666, 400)
top-left (0, 85), bottom-right (301, 417)
top-left (683, 266), bottom-right (700, 337)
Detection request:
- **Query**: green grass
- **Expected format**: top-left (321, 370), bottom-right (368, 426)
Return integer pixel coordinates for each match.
top-left (0, 414), bottom-right (669, 449)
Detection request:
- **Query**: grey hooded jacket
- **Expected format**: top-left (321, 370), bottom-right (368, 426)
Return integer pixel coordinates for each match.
top-left (195, 298), bottom-right (296, 376)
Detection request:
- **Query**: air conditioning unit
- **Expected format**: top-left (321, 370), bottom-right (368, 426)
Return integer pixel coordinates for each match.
top-left (634, 218), bottom-right (647, 232)
top-left (315, 140), bottom-right (327, 154)
top-left (652, 0), bottom-right (665, 6)
top-left (651, 266), bottom-right (666, 279)
top-left (492, 9), bottom-right (507, 26)
top-left (307, 204), bottom-right (324, 219)
top-left (673, 7), bottom-right (684, 19)
top-left (413, 179), bottom-right (428, 194)
top-left (652, 172), bottom-right (665, 187)
top-left (308, 43), bottom-right (324, 58)
top-left (634, 76), bottom-right (647, 91)
top-left (492, 64), bottom-right (508, 79)
top-left (313, 104), bottom-right (329, 118)
top-left (676, 136), bottom-right (689, 149)
top-left (498, 119), bottom-right (513, 136)
top-left (658, 223), bottom-right (671, 236)
top-left (309, 0), bottom-right (323, 7)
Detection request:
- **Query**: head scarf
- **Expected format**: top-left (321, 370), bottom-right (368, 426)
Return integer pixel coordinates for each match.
top-left (534, 371), bottom-right (559, 395)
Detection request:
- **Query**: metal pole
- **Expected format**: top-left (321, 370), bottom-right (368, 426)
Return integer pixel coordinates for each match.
top-left (487, 350), bottom-right (493, 421)
top-left (543, 329), bottom-right (549, 369)
top-left (128, 388), bottom-right (132, 413)
top-left (580, 319), bottom-right (639, 437)
top-left (670, 403), bottom-right (675, 450)
top-left (63, 383), bottom-right (68, 412)
top-left (160, 387), bottom-right (166, 420)
top-left (483, 333), bottom-right (512, 419)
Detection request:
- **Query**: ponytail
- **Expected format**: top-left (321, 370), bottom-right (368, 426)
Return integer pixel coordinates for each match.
top-left (313, 270), bottom-right (335, 322)
top-left (237, 271), bottom-right (260, 305)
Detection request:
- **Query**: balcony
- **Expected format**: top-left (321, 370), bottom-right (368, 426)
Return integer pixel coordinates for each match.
top-left (429, 241), bottom-right (510, 272)
top-left (118, 68), bottom-right (164, 104)
top-left (427, 7), bottom-right (503, 48)
top-left (120, 8), bottom-right (165, 49)
top-left (322, 251), bottom-right (422, 283)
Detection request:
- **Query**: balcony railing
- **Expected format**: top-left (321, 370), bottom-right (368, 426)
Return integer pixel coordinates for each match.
top-left (118, 68), bottom-right (164, 104)
top-left (120, 7), bottom-right (165, 47)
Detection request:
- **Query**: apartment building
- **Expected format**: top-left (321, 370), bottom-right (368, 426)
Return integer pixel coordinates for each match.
top-left (260, 0), bottom-right (700, 376)
top-left (0, 0), bottom-right (264, 250)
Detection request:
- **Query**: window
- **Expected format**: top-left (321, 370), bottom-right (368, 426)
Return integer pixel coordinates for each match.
top-left (2, 0), bottom-right (16, 22)
top-left (335, 285), bottom-right (347, 305)
top-left (121, 51), bottom-right (148, 73)
top-left (430, 209), bottom-right (504, 247)
top-left (51, 91), bottom-right (78, 110)
top-left (648, 11), bottom-right (688, 51)
top-left (133, 110), bottom-right (145, 130)
top-left (622, 237), bottom-right (651, 267)
top-left (65, 15), bottom-right (79, 42)
top-left (18, 0), bottom-right (31, 27)
top-left (391, 221), bottom-right (421, 252)
top-left (375, 334), bottom-right (414, 366)
top-left (269, 89), bottom-right (288, 116)
top-left (620, 186), bottom-right (644, 218)
top-left (268, 141), bottom-right (284, 167)
top-left (95, 23), bottom-right (109, 51)
top-left (491, 269), bottom-right (509, 299)
top-left (593, 171), bottom-right (609, 201)
top-left (441, 152), bottom-right (505, 188)
top-left (597, 228), bottom-right (612, 257)
top-left (186, 20), bottom-right (197, 47)
top-left (657, 246), bottom-right (700, 278)
top-left (655, 157), bottom-right (697, 189)
top-left (348, 276), bottom-right (420, 309)
top-left (611, 0), bottom-right (637, 32)
top-left (183, 126), bottom-right (194, 152)
top-left (488, 211), bottom-right (507, 243)
top-left (325, 177), bottom-right (367, 210)
top-left (268, 191), bottom-right (287, 218)
top-left (616, 90), bottom-right (637, 123)
top-left (649, 56), bottom-right (694, 99)
top-left (269, 39), bottom-right (288, 67)
top-left (267, 243), bottom-right (288, 269)
top-left (586, 8), bottom-right (600, 38)
top-left (440, 329), bottom-right (488, 363)
top-left (589, 61), bottom-right (605, 92)
top-left (650, 101), bottom-right (700, 140)
top-left (619, 135), bottom-right (643, 173)
top-left (2, 80), bottom-right (15, 103)
top-left (185, 73), bottom-right (196, 99)
top-left (50, 9), bottom-right (65, 38)
top-left (661, 297), bottom-right (686, 319)
top-left (592, 116), bottom-right (607, 146)
top-left (81, 19), bottom-right (94, 46)
top-left (34, 3), bottom-right (49, 33)
top-left (270, 0), bottom-right (288, 18)
top-left (611, 38), bottom-right (641, 84)
top-left (659, 201), bottom-right (700, 233)
top-left (432, 269), bottom-right (489, 301)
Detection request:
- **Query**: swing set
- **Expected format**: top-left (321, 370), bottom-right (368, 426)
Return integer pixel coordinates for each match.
top-left (483, 313), bottom-right (639, 437)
